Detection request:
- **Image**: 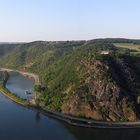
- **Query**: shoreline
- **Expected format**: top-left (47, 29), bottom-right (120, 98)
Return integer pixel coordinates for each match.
top-left (1, 69), bottom-right (140, 128)
top-left (0, 68), bottom-right (41, 85)
top-left (0, 86), bottom-right (29, 106)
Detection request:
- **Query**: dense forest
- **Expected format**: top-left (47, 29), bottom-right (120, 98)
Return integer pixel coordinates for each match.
top-left (1, 38), bottom-right (140, 121)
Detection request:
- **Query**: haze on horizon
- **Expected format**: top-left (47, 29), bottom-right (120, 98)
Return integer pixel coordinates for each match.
top-left (1, 0), bottom-right (140, 42)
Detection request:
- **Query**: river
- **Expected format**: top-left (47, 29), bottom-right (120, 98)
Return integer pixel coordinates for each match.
top-left (0, 72), bottom-right (139, 140)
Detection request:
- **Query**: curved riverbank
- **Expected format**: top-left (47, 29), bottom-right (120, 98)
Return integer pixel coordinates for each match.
top-left (0, 71), bottom-right (33, 107)
top-left (1, 69), bottom-right (140, 128)
top-left (0, 68), bottom-right (41, 85)
top-left (0, 86), bottom-right (29, 106)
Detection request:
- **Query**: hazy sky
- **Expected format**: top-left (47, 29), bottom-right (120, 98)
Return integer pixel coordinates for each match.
top-left (0, 0), bottom-right (140, 42)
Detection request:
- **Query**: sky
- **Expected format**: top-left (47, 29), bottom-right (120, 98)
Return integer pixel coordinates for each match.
top-left (0, 0), bottom-right (140, 42)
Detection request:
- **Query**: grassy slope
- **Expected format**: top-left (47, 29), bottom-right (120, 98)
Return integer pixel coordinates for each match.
top-left (114, 43), bottom-right (140, 55)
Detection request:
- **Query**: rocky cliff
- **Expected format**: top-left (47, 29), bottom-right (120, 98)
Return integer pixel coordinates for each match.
top-left (61, 55), bottom-right (140, 122)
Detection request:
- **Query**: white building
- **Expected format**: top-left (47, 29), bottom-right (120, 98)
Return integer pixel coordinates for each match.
top-left (101, 51), bottom-right (110, 55)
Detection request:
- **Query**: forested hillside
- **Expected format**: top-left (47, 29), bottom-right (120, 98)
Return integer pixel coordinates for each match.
top-left (1, 38), bottom-right (140, 121)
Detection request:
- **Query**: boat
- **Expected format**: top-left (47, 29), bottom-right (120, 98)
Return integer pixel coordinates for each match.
top-left (25, 90), bottom-right (32, 96)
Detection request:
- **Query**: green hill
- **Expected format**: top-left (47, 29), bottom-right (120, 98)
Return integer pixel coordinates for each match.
top-left (1, 39), bottom-right (140, 121)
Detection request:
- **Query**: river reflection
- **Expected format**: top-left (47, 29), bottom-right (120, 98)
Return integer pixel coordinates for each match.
top-left (35, 112), bottom-right (41, 123)
top-left (63, 122), bottom-right (140, 140)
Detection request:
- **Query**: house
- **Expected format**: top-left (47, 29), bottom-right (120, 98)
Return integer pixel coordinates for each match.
top-left (101, 51), bottom-right (110, 55)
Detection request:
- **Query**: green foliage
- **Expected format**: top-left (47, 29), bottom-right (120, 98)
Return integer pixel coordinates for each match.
top-left (0, 71), bottom-right (9, 85)
top-left (77, 112), bottom-right (86, 118)
top-left (34, 85), bottom-right (41, 92)
top-left (115, 48), bottom-right (130, 57)
top-left (0, 40), bottom-right (138, 111)
top-left (127, 101), bottom-right (135, 109)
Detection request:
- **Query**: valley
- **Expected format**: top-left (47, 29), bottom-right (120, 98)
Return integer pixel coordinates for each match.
top-left (1, 39), bottom-right (140, 123)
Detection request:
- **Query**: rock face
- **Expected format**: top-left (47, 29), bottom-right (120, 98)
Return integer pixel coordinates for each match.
top-left (61, 55), bottom-right (140, 122)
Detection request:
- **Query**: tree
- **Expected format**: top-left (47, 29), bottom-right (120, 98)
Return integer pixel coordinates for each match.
top-left (34, 84), bottom-right (41, 92)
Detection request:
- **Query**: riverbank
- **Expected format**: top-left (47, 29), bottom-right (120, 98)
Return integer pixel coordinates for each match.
top-left (1, 69), bottom-right (140, 128)
top-left (0, 85), bottom-right (29, 106)
top-left (0, 71), bottom-right (30, 106)
top-left (2, 85), bottom-right (140, 129)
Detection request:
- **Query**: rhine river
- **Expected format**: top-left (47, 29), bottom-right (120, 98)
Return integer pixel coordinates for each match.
top-left (0, 72), bottom-right (139, 140)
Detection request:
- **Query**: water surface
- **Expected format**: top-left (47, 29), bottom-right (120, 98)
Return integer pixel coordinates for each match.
top-left (6, 72), bottom-right (34, 99)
